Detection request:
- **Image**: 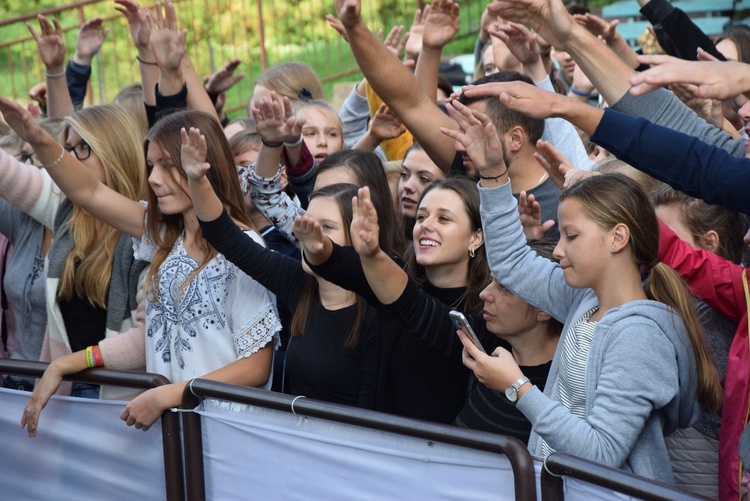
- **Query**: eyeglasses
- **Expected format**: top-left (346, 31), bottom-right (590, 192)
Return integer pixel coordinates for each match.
top-left (14, 151), bottom-right (38, 165)
top-left (64, 140), bottom-right (92, 161)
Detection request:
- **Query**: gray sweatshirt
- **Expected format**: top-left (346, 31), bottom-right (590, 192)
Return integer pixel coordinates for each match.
top-left (479, 180), bottom-right (701, 484)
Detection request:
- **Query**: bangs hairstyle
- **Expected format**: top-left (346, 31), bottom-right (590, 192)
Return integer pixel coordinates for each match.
top-left (561, 174), bottom-right (723, 412)
top-left (318, 149), bottom-right (406, 257)
top-left (228, 129), bottom-right (262, 157)
top-left (652, 184), bottom-right (743, 264)
top-left (405, 176), bottom-right (489, 315)
top-left (143, 110), bottom-right (255, 299)
top-left (291, 183), bottom-right (367, 349)
top-left (293, 99), bottom-right (343, 130)
top-left (58, 104), bottom-right (147, 308)
top-left (458, 71), bottom-right (545, 144)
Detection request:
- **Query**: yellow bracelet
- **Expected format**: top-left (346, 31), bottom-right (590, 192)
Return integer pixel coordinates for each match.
top-left (85, 346), bottom-right (95, 368)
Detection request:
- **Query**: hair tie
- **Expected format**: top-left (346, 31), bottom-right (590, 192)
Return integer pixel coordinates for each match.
top-left (648, 258), bottom-right (660, 269)
top-left (298, 88), bottom-right (313, 100)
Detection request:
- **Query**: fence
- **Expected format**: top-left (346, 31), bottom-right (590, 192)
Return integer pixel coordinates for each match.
top-left (0, 358), bottom-right (711, 501)
top-left (0, 0), bottom-right (484, 117)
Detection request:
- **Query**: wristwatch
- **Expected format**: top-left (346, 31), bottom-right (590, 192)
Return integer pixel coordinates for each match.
top-left (505, 376), bottom-right (531, 403)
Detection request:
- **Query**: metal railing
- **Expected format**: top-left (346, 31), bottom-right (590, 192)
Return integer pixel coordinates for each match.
top-left (180, 377), bottom-right (538, 501)
top-left (0, 358), bottom-right (185, 501)
top-left (0, 0), bottom-right (484, 116)
top-left (540, 452), bottom-right (711, 501)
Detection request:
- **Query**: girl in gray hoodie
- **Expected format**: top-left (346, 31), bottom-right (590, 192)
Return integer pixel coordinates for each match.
top-left (442, 98), bottom-right (722, 485)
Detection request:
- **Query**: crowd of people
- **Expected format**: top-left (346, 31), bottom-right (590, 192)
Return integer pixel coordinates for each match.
top-left (1, 0), bottom-right (750, 497)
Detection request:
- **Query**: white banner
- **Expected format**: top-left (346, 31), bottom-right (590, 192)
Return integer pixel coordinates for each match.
top-left (0, 387), bottom-right (166, 501)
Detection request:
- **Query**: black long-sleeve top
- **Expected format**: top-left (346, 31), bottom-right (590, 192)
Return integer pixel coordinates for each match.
top-left (307, 243), bottom-right (471, 424)
top-left (199, 209), bottom-right (377, 408)
top-left (388, 278), bottom-right (551, 444)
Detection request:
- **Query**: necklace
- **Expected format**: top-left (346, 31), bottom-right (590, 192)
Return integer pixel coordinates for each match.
top-left (449, 288), bottom-right (469, 309)
top-left (537, 172), bottom-right (549, 185)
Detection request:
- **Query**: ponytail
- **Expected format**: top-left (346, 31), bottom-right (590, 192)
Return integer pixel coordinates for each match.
top-left (644, 263), bottom-right (723, 413)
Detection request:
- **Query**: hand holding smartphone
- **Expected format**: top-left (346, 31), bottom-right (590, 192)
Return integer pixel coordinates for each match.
top-left (449, 310), bottom-right (486, 354)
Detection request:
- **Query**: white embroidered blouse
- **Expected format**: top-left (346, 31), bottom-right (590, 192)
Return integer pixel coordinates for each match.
top-left (134, 229), bottom-right (281, 389)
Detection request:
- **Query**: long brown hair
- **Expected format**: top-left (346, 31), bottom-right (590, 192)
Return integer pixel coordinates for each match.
top-left (59, 104), bottom-right (147, 307)
top-left (290, 184), bottom-right (366, 349)
top-left (561, 174), bottom-right (723, 412)
top-left (143, 110), bottom-right (255, 299)
top-left (405, 177), bottom-right (489, 315)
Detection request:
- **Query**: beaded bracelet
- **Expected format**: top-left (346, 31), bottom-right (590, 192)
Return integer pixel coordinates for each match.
top-left (41, 147), bottom-right (66, 170)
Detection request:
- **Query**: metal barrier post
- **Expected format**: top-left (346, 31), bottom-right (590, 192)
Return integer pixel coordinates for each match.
top-left (0, 359), bottom-right (185, 501)
top-left (181, 378), bottom-right (538, 501)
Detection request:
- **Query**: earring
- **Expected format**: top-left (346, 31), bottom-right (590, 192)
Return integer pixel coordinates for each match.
top-left (611, 245), bottom-right (615, 251)
top-left (469, 247), bottom-right (475, 258)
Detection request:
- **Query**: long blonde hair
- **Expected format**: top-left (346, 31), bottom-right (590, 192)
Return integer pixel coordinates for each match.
top-left (59, 104), bottom-right (147, 307)
top-left (561, 174), bottom-right (723, 412)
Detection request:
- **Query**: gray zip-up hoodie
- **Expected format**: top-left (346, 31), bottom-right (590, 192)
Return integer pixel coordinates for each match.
top-left (479, 181), bottom-right (700, 484)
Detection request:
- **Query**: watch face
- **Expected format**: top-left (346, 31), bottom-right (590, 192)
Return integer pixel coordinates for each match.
top-left (505, 387), bottom-right (517, 402)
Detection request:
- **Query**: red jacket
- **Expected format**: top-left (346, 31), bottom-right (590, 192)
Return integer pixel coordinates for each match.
top-left (659, 221), bottom-right (749, 500)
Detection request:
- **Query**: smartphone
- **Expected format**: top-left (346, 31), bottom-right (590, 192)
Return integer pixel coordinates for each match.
top-left (449, 310), bottom-right (486, 354)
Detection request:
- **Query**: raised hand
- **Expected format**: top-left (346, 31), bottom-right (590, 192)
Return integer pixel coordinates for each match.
top-left (114, 0), bottom-right (151, 51)
top-left (337, 0), bottom-right (362, 30)
top-left (293, 214), bottom-right (327, 257)
top-left (489, 22), bottom-right (540, 68)
top-left (251, 93), bottom-right (302, 145)
top-left (630, 56), bottom-right (750, 100)
top-left (573, 13), bottom-right (619, 44)
top-left (518, 191), bottom-right (554, 239)
top-left (0, 97), bottom-right (48, 146)
top-left (351, 186), bottom-right (381, 258)
top-left (404, 4), bottom-right (430, 59)
top-left (326, 14), bottom-right (348, 41)
top-left (487, 0), bottom-right (575, 52)
top-left (369, 103), bottom-right (406, 141)
top-left (205, 59), bottom-right (246, 95)
top-left (439, 100), bottom-right (505, 174)
top-left (27, 15), bottom-right (66, 72)
top-left (28, 83), bottom-right (48, 108)
top-left (380, 24), bottom-right (409, 60)
top-left (462, 80), bottom-right (562, 120)
top-left (422, 0), bottom-right (460, 50)
top-left (181, 127), bottom-right (211, 180)
top-left (670, 82), bottom-right (724, 130)
top-left (534, 139), bottom-right (595, 189)
top-left (74, 17), bottom-right (109, 65)
top-left (149, 0), bottom-right (187, 73)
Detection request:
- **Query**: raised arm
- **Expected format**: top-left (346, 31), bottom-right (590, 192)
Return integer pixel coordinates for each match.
top-left (0, 98), bottom-right (146, 237)
top-left (338, 0), bottom-right (457, 171)
top-left (27, 15), bottom-right (75, 118)
top-left (414, 0), bottom-right (460, 102)
top-left (68, 17), bottom-right (109, 110)
top-left (115, 0), bottom-right (159, 107)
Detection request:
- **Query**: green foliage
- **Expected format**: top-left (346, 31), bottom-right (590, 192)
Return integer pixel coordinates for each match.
top-left (0, 0), bottom-right (491, 116)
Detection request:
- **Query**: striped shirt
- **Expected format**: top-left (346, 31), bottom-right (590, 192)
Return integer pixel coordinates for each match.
top-left (542, 306), bottom-right (599, 456)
